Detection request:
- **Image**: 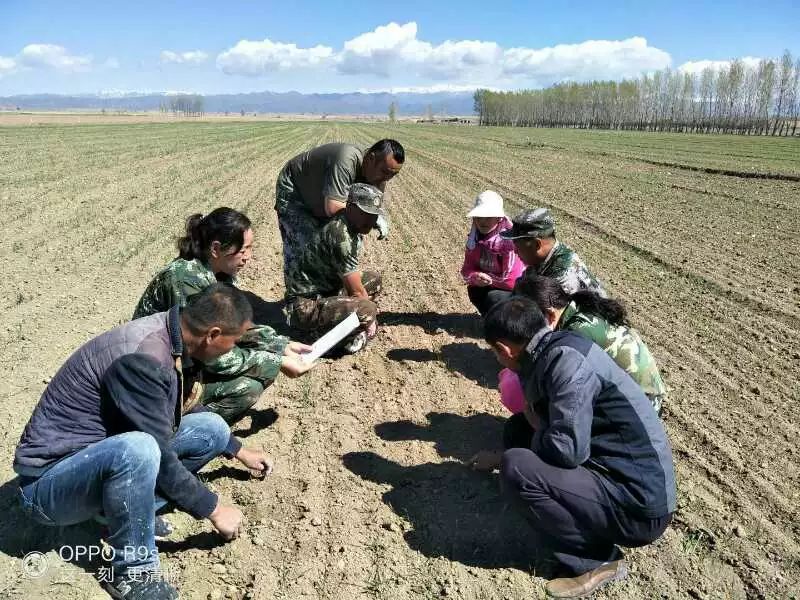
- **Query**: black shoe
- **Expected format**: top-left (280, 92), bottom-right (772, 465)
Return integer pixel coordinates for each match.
top-left (103, 574), bottom-right (179, 599)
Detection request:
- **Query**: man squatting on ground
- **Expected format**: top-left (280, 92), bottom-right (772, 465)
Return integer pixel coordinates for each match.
top-left (14, 285), bottom-right (272, 600)
top-left (501, 207), bottom-right (606, 297)
top-left (476, 296), bottom-right (676, 598)
top-left (274, 138), bottom-right (404, 274)
top-left (283, 183), bottom-right (386, 353)
top-left (134, 207), bottom-right (314, 424)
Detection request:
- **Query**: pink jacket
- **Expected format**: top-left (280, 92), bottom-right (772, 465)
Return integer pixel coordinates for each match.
top-left (460, 217), bottom-right (525, 290)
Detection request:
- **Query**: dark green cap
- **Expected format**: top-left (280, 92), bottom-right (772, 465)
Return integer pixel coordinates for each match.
top-left (347, 183), bottom-right (385, 216)
top-left (500, 207), bottom-right (556, 239)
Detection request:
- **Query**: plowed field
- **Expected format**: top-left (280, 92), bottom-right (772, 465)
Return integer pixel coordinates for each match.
top-left (0, 120), bottom-right (798, 599)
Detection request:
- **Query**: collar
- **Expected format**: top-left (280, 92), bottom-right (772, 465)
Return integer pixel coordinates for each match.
top-left (557, 301), bottom-right (579, 330)
top-left (524, 325), bottom-right (553, 364)
top-left (540, 239), bottom-right (561, 269)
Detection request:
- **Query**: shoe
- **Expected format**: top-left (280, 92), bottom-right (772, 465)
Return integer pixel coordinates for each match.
top-left (342, 331), bottom-right (367, 354)
top-left (154, 516), bottom-right (174, 542)
top-left (546, 560), bottom-right (628, 598)
top-left (103, 574), bottom-right (179, 599)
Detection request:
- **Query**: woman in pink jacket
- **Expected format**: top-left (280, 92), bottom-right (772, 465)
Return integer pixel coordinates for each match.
top-left (461, 190), bottom-right (525, 316)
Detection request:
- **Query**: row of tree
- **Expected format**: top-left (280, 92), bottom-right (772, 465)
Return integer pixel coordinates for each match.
top-left (158, 95), bottom-right (205, 116)
top-left (474, 51), bottom-right (799, 135)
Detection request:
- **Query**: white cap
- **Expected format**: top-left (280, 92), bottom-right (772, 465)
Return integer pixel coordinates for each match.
top-left (467, 190), bottom-right (505, 218)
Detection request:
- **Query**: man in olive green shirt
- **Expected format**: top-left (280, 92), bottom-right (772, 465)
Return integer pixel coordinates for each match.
top-left (274, 139), bottom-right (404, 284)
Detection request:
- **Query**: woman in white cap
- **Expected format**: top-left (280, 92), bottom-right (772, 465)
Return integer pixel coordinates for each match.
top-left (460, 190), bottom-right (525, 315)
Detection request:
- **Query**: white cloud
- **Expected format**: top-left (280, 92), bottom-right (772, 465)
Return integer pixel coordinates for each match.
top-left (357, 83), bottom-right (494, 94)
top-left (337, 22), bottom-right (500, 79)
top-left (17, 44), bottom-right (92, 72)
top-left (160, 50), bottom-right (209, 65)
top-left (502, 37), bottom-right (671, 81)
top-left (0, 56), bottom-right (17, 78)
top-left (678, 56), bottom-right (762, 75)
top-left (216, 39), bottom-right (333, 75)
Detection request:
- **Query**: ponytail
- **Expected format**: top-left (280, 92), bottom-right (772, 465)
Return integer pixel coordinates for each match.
top-left (514, 271), bottom-right (629, 326)
top-left (175, 207), bottom-right (252, 262)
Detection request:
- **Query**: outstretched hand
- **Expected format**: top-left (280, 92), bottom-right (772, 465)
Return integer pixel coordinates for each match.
top-left (280, 354), bottom-right (317, 378)
top-left (235, 446), bottom-right (274, 479)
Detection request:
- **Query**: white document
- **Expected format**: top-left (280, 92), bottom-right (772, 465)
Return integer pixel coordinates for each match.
top-left (302, 312), bottom-right (360, 363)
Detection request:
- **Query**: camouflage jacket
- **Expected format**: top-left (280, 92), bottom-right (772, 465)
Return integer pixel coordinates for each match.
top-left (536, 241), bottom-right (606, 296)
top-left (284, 214), bottom-right (362, 301)
top-left (558, 301), bottom-right (667, 399)
top-left (133, 258), bottom-right (288, 382)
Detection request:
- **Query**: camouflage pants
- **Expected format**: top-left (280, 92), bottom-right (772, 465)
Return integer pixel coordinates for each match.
top-left (201, 376), bottom-right (274, 424)
top-left (286, 271), bottom-right (382, 333)
top-left (276, 171), bottom-right (325, 279)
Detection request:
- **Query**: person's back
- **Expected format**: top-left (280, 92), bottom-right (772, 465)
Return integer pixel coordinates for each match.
top-left (558, 301), bottom-right (668, 406)
top-left (280, 143), bottom-right (365, 218)
top-left (133, 257), bottom-right (217, 319)
top-left (521, 329), bottom-right (676, 518)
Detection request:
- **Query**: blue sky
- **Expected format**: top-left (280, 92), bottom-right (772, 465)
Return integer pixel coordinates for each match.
top-left (1, 0), bottom-right (798, 95)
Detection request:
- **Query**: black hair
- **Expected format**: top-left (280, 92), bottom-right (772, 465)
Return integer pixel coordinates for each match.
top-left (182, 283), bottom-right (253, 335)
top-left (177, 207), bottom-right (252, 262)
top-left (513, 272), bottom-right (628, 326)
top-left (484, 296), bottom-right (547, 345)
top-left (366, 139), bottom-right (405, 164)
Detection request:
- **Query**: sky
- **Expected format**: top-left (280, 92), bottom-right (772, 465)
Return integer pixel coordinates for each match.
top-left (1, 0), bottom-right (798, 96)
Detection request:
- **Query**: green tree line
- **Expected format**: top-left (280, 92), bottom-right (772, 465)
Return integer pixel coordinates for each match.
top-left (474, 51), bottom-right (799, 135)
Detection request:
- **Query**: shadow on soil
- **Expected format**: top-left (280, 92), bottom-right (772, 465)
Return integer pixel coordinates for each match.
top-left (342, 450), bottom-right (553, 573)
top-left (386, 342), bottom-right (500, 390)
top-left (242, 291), bottom-right (292, 337)
top-left (375, 411), bottom-right (507, 462)
top-left (379, 311), bottom-right (482, 338)
top-left (232, 408), bottom-right (280, 439)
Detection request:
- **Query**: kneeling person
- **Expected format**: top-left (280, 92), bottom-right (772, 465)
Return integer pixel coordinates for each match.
top-left (482, 297), bottom-right (675, 598)
top-left (14, 285), bottom-right (273, 600)
top-left (284, 183), bottom-right (384, 353)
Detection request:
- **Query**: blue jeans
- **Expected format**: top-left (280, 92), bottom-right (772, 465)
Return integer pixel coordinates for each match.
top-left (18, 412), bottom-right (230, 574)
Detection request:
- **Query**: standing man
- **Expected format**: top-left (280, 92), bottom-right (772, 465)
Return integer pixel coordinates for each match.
top-left (14, 284), bottom-right (273, 600)
top-left (477, 296), bottom-right (675, 598)
top-left (274, 139), bottom-right (404, 276)
top-left (283, 183), bottom-right (385, 354)
top-left (500, 208), bottom-right (606, 296)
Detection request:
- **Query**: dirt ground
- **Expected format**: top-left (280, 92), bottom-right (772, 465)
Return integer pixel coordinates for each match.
top-left (0, 120), bottom-right (798, 599)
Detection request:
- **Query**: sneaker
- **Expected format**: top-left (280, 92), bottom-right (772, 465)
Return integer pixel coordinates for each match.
top-left (545, 560), bottom-right (628, 598)
top-left (342, 331), bottom-right (368, 354)
top-left (103, 574), bottom-right (179, 600)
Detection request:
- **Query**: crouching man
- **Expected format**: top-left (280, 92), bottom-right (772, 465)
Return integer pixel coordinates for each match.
top-left (481, 297), bottom-right (675, 598)
top-left (283, 183), bottom-right (384, 354)
top-left (13, 284), bottom-right (273, 600)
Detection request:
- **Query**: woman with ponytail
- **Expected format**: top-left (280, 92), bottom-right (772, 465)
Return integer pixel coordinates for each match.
top-left (133, 207), bottom-right (315, 424)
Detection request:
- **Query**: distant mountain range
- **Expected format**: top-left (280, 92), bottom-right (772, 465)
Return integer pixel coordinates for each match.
top-left (0, 90), bottom-right (477, 116)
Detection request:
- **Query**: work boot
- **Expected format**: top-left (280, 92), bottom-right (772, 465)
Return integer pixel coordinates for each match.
top-left (545, 560), bottom-right (628, 598)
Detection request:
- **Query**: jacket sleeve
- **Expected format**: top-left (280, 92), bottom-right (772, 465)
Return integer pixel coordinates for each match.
top-left (200, 345), bottom-right (283, 383)
top-left (531, 348), bottom-right (599, 468)
top-left (101, 354), bottom-right (218, 519)
top-left (238, 324), bottom-right (290, 355)
top-left (461, 245), bottom-right (480, 282)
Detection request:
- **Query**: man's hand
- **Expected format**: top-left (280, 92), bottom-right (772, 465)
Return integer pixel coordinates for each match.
top-left (208, 503), bottom-right (244, 540)
top-left (284, 341), bottom-right (313, 359)
top-left (235, 446), bottom-right (275, 478)
top-left (280, 355), bottom-right (316, 378)
top-left (375, 215), bottom-right (389, 240)
top-left (464, 449), bottom-right (503, 472)
top-left (467, 272), bottom-right (493, 287)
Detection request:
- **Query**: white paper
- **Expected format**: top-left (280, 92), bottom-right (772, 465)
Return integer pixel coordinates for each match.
top-left (302, 312), bottom-right (360, 363)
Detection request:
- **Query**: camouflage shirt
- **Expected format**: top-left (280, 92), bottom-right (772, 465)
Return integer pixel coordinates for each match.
top-left (536, 240), bottom-right (606, 296)
top-left (284, 214), bottom-right (362, 301)
top-left (133, 258), bottom-right (288, 382)
top-left (558, 301), bottom-right (667, 399)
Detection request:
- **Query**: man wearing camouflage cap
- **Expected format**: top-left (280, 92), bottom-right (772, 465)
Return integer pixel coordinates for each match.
top-left (501, 208), bottom-right (606, 297)
top-left (283, 183), bottom-right (385, 354)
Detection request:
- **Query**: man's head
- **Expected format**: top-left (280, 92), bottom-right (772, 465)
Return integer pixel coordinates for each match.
top-left (180, 283), bottom-right (253, 362)
top-left (345, 183), bottom-right (384, 234)
top-left (500, 208), bottom-right (557, 266)
top-left (484, 296), bottom-right (547, 371)
top-left (361, 139), bottom-right (404, 186)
